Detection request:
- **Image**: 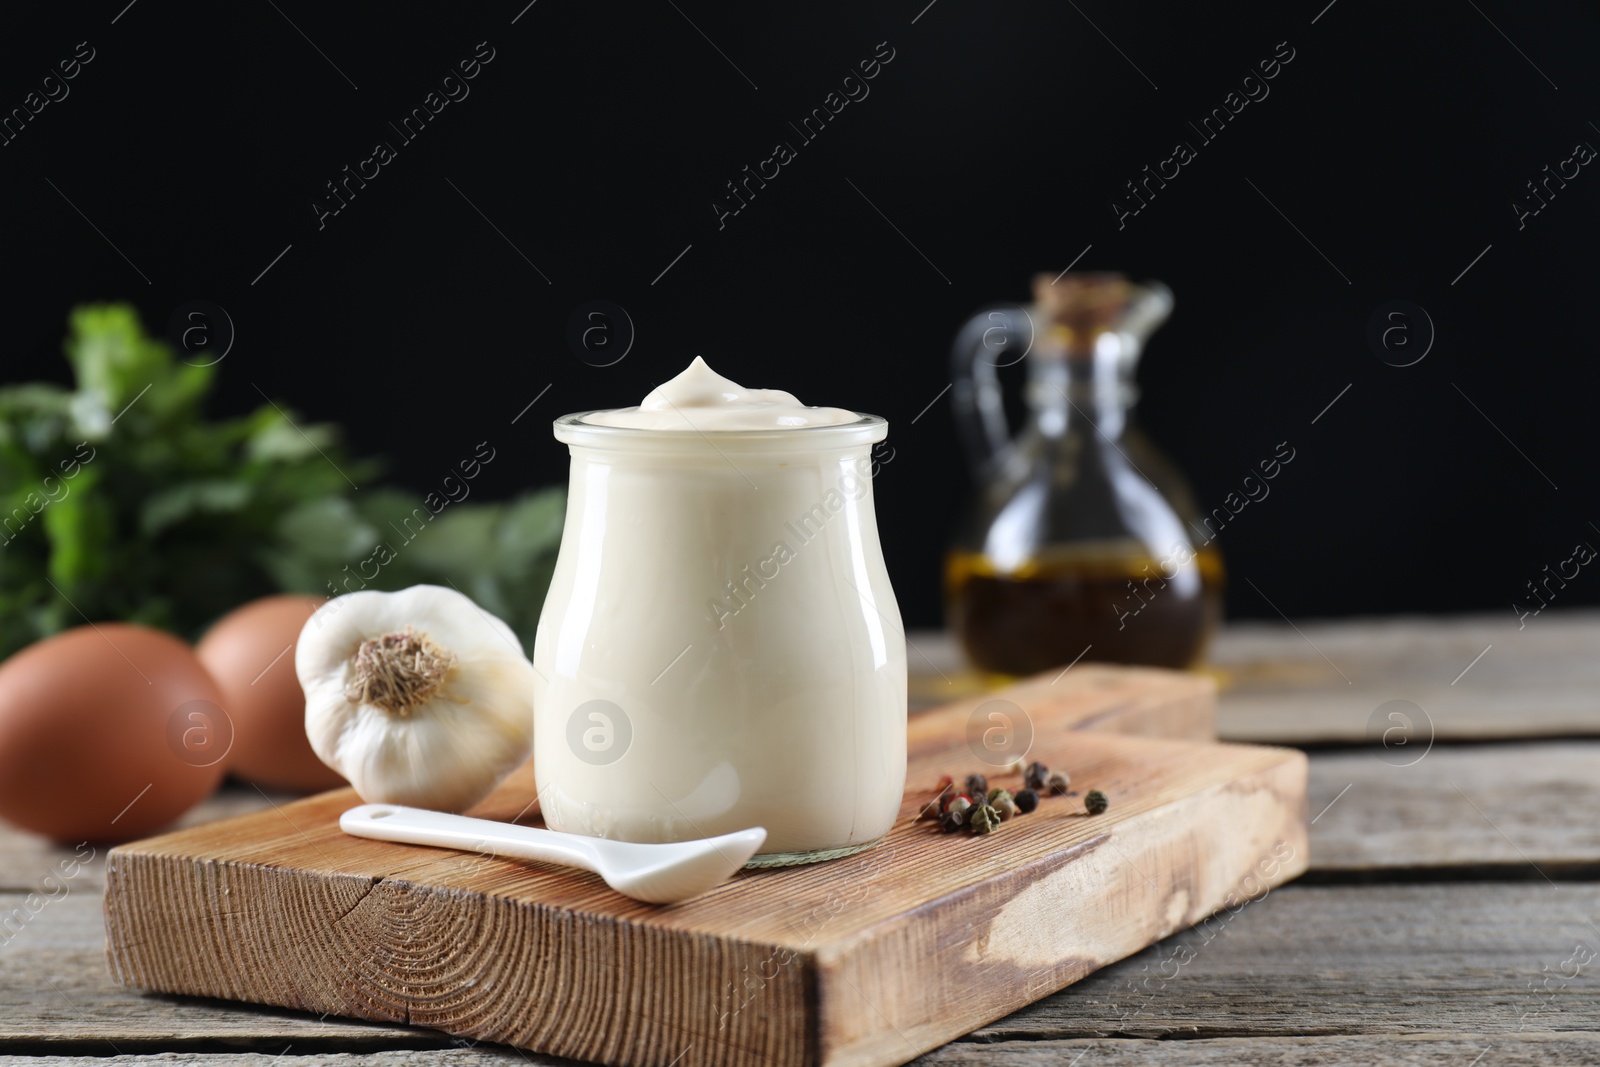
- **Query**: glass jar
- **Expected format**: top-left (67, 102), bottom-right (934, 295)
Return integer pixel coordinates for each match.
top-left (946, 273), bottom-right (1224, 675)
top-left (532, 412), bottom-right (906, 867)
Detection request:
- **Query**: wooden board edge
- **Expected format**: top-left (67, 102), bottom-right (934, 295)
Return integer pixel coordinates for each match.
top-left (98, 745), bottom-right (1306, 1067)
top-left (103, 852), bottom-right (814, 1067)
top-left (810, 743), bottom-right (1309, 1067)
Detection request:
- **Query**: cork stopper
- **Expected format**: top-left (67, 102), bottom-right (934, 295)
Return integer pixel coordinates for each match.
top-left (1031, 272), bottom-right (1172, 359)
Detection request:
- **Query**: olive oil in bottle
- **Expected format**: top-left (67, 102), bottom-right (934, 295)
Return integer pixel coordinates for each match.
top-left (946, 543), bottom-right (1224, 675)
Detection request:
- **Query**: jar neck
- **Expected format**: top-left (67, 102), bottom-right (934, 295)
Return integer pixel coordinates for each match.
top-left (1025, 348), bottom-right (1139, 439)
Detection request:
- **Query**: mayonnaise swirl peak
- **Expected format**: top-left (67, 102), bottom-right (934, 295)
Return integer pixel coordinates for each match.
top-left (581, 357), bottom-right (859, 431)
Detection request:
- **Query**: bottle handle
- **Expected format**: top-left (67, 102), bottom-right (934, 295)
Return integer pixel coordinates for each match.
top-left (950, 305), bottom-right (1036, 475)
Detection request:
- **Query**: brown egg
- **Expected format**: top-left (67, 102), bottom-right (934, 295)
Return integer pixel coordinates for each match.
top-left (197, 594), bottom-right (345, 793)
top-left (0, 624), bottom-right (227, 843)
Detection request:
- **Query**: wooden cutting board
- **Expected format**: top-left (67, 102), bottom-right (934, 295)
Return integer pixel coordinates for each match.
top-left (104, 665), bottom-right (1307, 1067)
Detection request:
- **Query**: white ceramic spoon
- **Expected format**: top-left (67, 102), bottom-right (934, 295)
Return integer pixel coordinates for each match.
top-left (340, 803), bottom-right (766, 904)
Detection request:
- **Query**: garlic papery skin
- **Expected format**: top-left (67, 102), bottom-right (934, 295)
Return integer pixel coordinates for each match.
top-left (296, 584), bottom-right (537, 812)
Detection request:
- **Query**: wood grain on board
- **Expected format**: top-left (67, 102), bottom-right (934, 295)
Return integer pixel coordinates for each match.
top-left (101, 668), bottom-right (1307, 1067)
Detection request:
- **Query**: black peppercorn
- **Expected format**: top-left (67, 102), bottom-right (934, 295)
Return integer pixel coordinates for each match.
top-left (1085, 789), bottom-right (1109, 815)
top-left (1023, 761), bottom-right (1049, 791)
top-left (939, 808), bottom-right (966, 833)
top-left (1014, 788), bottom-right (1039, 814)
top-left (964, 773), bottom-right (988, 798)
top-left (1046, 769), bottom-right (1071, 795)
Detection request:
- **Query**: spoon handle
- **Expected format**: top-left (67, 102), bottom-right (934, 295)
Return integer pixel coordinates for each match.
top-left (340, 803), bottom-right (602, 874)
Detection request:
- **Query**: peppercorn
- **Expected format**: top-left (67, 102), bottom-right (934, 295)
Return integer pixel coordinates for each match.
top-left (939, 807), bottom-right (966, 833)
top-left (947, 795), bottom-right (973, 819)
top-left (964, 773), bottom-right (988, 798)
top-left (990, 790), bottom-right (1018, 821)
top-left (1084, 789), bottom-right (1109, 815)
top-left (1023, 761), bottom-right (1049, 790)
top-left (968, 802), bottom-right (1001, 835)
top-left (935, 774), bottom-right (954, 792)
top-left (1046, 769), bottom-right (1071, 795)
top-left (1014, 788), bottom-right (1039, 814)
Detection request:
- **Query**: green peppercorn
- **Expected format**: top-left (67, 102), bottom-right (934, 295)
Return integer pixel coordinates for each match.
top-left (1046, 769), bottom-right (1071, 795)
top-left (990, 791), bottom-right (1018, 821)
top-left (964, 773), bottom-right (988, 798)
top-left (939, 808), bottom-right (966, 833)
top-left (1023, 761), bottom-right (1049, 790)
top-left (1084, 789), bottom-right (1109, 815)
top-left (968, 802), bottom-right (1001, 835)
top-left (1014, 788), bottom-right (1039, 814)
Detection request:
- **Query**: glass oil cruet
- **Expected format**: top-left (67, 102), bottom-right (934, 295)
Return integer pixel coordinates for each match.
top-left (945, 272), bottom-right (1224, 675)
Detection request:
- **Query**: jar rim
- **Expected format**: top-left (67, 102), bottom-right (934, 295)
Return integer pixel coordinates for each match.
top-left (553, 410), bottom-right (888, 450)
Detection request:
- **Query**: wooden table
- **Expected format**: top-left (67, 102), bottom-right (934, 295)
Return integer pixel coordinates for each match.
top-left (4, 613), bottom-right (1598, 1066)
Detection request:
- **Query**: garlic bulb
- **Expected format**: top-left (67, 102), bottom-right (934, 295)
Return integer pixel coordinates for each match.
top-left (296, 584), bottom-right (536, 812)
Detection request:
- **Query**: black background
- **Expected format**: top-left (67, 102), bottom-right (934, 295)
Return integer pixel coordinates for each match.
top-left (4, 0), bottom-right (1598, 629)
